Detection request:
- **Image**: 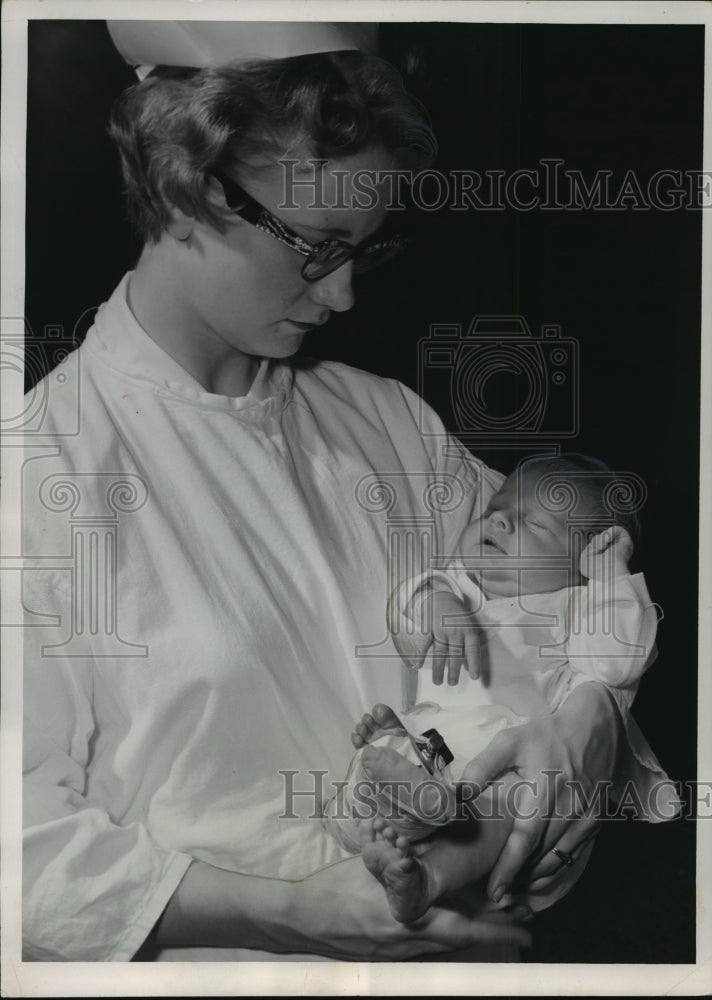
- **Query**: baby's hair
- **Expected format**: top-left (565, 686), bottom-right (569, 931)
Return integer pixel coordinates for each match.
top-left (108, 51), bottom-right (437, 243)
top-left (518, 453), bottom-right (643, 544)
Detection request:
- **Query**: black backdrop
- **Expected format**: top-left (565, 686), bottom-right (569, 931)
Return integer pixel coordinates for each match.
top-left (25, 20), bottom-right (701, 963)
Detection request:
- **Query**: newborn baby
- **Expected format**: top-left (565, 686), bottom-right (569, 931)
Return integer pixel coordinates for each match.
top-left (324, 454), bottom-right (673, 922)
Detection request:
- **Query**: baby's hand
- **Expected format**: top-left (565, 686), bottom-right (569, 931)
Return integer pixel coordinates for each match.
top-left (429, 590), bottom-right (482, 686)
top-left (579, 526), bottom-right (633, 581)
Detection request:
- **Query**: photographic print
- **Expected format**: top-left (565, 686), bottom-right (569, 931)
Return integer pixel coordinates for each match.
top-left (2, 1), bottom-right (710, 995)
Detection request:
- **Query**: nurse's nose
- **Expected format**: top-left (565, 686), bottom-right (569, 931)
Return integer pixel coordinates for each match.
top-left (308, 261), bottom-right (356, 313)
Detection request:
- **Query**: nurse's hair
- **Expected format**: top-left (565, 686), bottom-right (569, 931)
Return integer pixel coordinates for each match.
top-left (517, 453), bottom-right (643, 544)
top-left (108, 51), bottom-right (437, 243)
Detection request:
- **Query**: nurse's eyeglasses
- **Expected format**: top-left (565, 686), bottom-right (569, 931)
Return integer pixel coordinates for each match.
top-left (212, 169), bottom-right (410, 283)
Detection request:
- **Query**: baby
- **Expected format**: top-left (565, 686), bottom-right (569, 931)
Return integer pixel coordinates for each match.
top-left (324, 454), bottom-right (675, 922)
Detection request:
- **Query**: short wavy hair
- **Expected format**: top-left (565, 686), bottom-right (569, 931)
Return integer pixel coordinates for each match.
top-left (108, 51), bottom-right (437, 243)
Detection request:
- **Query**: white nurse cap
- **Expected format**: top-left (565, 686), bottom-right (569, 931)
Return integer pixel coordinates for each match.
top-left (107, 21), bottom-right (379, 80)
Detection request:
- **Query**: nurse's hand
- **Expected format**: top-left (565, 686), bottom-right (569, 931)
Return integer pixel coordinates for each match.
top-left (155, 854), bottom-right (532, 958)
top-left (290, 858), bottom-right (532, 959)
top-left (458, 681), bottom-right (619, 904)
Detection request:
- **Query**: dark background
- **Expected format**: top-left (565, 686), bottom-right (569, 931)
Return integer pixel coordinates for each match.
top-left (26, 20), bottom-right (701, 963)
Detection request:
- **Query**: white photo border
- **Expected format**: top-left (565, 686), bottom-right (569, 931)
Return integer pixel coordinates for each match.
top-left (2, 1), bottom-right (710, 995)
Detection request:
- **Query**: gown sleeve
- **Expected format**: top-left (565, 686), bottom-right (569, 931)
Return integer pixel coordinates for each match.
top-left (561, 572), bottom-right (659, 714)
top-left (23, 571), bottom-right (192, 961)
top-left (558, 573), bottom-right (679, 819)
top-left (386, 565), bottom-right (473, 670)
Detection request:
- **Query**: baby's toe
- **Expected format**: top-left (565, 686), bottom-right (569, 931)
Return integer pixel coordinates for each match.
top-left (354, 720), bottom-right (374, 743)
top-left (371, 703), bottom-right (403, 729)
top-left (394, 835), bottom-right (411, 856)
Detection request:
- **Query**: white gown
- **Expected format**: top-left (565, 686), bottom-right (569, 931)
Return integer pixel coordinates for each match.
top-left (22, 274), bottom-right (675, 961)
top-left (22, 274), bottom-right (501, 960)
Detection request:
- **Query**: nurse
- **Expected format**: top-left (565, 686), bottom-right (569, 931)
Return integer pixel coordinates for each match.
top-left (23, 26), bottom-right (625, 962)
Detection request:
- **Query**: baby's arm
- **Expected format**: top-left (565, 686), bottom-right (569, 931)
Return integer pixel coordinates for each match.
top-left (388, 572), bottom-right (483, 685)
top-left (566, 527), bottom-right (658, 688)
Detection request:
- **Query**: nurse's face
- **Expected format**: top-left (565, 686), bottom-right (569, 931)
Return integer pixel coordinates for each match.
top-left (168, 146), bottom-right (398, 361)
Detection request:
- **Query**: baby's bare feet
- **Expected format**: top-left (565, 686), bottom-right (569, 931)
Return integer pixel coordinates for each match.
top-left (361, 820), bottom-right (431, 923)
top-left (351, 703), bottom-right (407, 749)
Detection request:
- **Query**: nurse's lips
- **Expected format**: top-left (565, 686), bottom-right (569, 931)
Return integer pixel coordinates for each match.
top-left (286, 316), bottom-right (330, 331)
top-left (283, 320), bottom-right (314, 333)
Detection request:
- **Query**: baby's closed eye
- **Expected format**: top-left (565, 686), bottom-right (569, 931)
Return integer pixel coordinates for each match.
top-left (524, 517), bottom-right (549, 531)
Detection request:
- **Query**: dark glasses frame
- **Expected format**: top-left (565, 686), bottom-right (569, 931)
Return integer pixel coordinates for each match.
top-left (212, 169), bottom-right (410, 283)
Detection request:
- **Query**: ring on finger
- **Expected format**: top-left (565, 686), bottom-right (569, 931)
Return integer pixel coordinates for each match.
top-left (550, 846), bottom-right (575, 867)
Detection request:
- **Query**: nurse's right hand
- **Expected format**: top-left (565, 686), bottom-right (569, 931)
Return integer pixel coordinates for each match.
top-left (155, 856), bottom-right (531, 959)
top-left (290, 856), bottom-right (532, 960)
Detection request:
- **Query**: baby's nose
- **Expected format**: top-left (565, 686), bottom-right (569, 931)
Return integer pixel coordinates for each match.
top-left (489, 509), bottom-right (514, 532)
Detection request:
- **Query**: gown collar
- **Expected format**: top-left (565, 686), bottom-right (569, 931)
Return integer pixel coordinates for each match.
top-left (84, 272), bottom-right (294, 415)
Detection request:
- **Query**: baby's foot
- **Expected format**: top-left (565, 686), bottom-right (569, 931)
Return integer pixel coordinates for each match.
top-left (352, 703), bottom-right (407, 749)
top-left (359, 744), bottom-right (456, 831)
top-left (361, 819), bottom-right (431, 923)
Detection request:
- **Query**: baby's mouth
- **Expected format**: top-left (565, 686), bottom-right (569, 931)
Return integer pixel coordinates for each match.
top-left (483, 537), bottom-right (505, 554)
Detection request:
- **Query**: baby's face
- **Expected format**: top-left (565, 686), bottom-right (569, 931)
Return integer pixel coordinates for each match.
top-left (458, 470), bottom-right (575, 597)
